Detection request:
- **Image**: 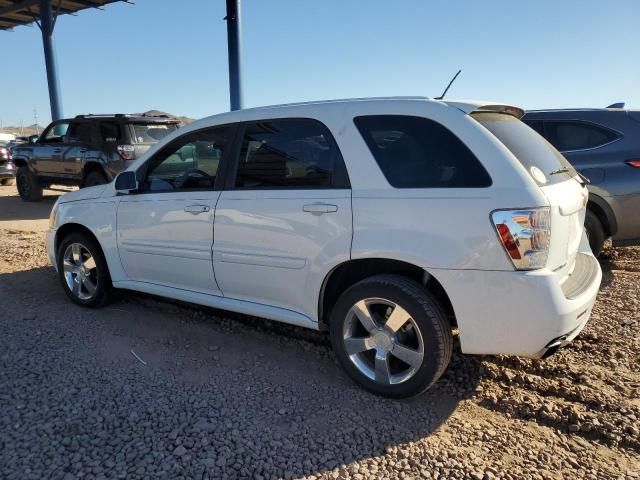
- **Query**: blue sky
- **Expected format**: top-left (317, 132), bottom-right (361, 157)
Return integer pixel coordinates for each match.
top-left (1, 0), bottom-right (639, 126)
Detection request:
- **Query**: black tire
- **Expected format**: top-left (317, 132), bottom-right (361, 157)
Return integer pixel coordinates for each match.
top-left (16, 166), bottom-right (43, 201)
top-left (329, 274), bottom-right (453, 398)
top-left (83, 170), bottom-right (108, 188)
top-left (0, 178), bottom-right (15, 186)
top-left (585, 209), bottom-right (605, 256)
top-left (56, 232), bottom-right (111, 308)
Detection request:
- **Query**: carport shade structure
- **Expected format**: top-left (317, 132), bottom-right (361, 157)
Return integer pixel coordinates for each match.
top-left (0, 0), bottom-right (128, 121)
top-left (0, 0), bottom-right (245, 121)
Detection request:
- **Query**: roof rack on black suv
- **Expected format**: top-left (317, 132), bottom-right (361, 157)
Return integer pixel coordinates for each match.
top-left (11, 113), bottom-right (180, 201)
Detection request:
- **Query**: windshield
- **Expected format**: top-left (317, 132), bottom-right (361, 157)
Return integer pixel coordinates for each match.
top-left (472, 112), bottom-right (577, 185)
top-left (130, 123), bottom-right (178, 143)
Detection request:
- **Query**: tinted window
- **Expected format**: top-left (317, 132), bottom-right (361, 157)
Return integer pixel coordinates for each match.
top-left (354, 115), bottom-right (491, 188)
top-left (235, 119), bottom-right (347, 189)
top-left (67, 122), bottom-right (93, 144)
top-left (143, 127), bottom-right (228, 192)
top-left (544, 121), bottom-right (618, 151)
top-left (131, 123), bottom-right (178, 143)
top-left (474, 113), bottom-right (576, 185)
top-left (100, 122), bottom-right (122, 143)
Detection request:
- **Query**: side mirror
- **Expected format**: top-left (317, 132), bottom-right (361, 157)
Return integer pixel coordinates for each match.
top-left (29, 135), bottom-right (39, 144)
top-left (115, 171), bottom-right (138, 193)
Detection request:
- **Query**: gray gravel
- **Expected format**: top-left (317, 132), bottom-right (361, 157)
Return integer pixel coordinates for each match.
top-left (0, 222), bottom-right (638, 479)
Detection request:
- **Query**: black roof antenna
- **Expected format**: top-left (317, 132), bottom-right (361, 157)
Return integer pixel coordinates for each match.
top-left (435, 69), bottom-right (462, 100)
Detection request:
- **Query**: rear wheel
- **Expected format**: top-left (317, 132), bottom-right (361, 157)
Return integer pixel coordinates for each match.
top-left (56, 232), bottom-right (111, 307)
top-left (585, 209), bottom-right (605, 256)
top-left (16, 166), bottom-right (43, 201)
top-left (83, 170), bottom-right (108, 188)
top-left (0, 178), bottom-right (15, 186)
top-left (330, 274), bottom-right (452, 398)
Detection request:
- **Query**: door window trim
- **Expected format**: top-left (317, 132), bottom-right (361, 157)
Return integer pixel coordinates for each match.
top-left (223, 117), bottom-right (351, 191)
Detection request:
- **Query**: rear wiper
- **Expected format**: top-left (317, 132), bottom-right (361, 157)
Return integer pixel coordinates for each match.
top-left (549, 167), bottom-right (570, 175)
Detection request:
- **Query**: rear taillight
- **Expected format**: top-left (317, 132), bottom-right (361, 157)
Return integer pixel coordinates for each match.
top-left (625, 160), bottom-right (640, 168)
top-left (491, 208), bottom-right (551, 270)
top-left (117, 144), bottom-right (135, 160)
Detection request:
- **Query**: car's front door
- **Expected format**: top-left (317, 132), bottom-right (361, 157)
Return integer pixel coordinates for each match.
top-left (36, 121), bottom-right (70, 176)
top-left (116, 126), bottom-right (231, 295)
top-left (212, 118), bottom-right (352, 320)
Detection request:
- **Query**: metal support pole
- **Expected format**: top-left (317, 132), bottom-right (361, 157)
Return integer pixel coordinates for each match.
top-left (225, 0), bottom-right (243, 111)
top-left (40, 0), bottom-right (63, 121)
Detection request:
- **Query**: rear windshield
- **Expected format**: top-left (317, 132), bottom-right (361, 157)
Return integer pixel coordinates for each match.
top-left (130, 123), bottom-right (178, 143)
top-left (472, 112), bottom-right (576, 185)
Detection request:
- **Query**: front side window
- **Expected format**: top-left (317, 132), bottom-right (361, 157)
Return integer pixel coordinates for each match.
top-left (543, 121), bottom-right (619, 151)
top-left (354, 115), bottom-right (492, 188)
top-left (234, 119), bottom-right (347, 189)
top-left (143, 126), bottom-right (228, 192)
top-left (42, 122), bottom-right (70, 143)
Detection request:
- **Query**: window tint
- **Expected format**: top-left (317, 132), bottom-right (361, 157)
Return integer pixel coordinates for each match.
top-left (131, 123), bottom-right (178, 143)
top-left (354, 115), bottom-right (491, 188)
top-left (474, 113), bottom-right (576, 185)
top-left (544, 121), bottom-right (619, 151)
top-left (234, 119), bottom-right (347, 189)
top-left (523, 119), bottom-right (544, 135)
top-left (42, 122), bottom-right (69, 143)
top-left (100, 122), bottom-right (121, 143)
top-left (67, 122), bottom-right (93, 144)
top-left (144, 126), bottom-right (228, 192)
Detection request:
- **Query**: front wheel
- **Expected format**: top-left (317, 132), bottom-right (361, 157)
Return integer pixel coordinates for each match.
top-left (16, 167), bottom-right (42, 201)
top-left (330, 274), bottom-right (452, 398)
top-left (57, 232), bottom-right (111, 307)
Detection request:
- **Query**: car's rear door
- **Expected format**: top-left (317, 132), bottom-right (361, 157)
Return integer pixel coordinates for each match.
top-left (116, 125), bottom-right (230, 294)
top-left (212, 118), bottom-right (352, 320)
top-left (63, 121), bottom-right (94, 179)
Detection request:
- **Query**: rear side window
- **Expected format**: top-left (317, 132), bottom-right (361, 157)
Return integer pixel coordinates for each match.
top-left (474, 113), bottom-right (576, 185)
top-left (100, 122), bottom-right (122, 143)
top-left (234, 119), bottom-right (348, 189)
top-left (131, 123), bottom-right (178, 143)
top-left (67, 122), bottom-right (93, 144)
top-left (543, 121), bottom-right (619, 151)
top-left (354, 115), bottom-right (491, 188)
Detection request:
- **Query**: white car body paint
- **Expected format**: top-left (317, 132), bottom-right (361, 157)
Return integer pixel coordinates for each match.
top-left (46, 97), bottom-right (601, 357)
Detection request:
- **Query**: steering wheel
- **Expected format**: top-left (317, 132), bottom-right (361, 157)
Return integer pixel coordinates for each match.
top-left (173, 168), bottom-right (210, 189)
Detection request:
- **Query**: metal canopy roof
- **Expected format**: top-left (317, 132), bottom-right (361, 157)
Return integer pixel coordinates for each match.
top-left (0, 0), bottom-right (126, 30)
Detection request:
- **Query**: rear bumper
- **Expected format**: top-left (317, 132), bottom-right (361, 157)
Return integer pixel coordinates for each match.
top-left (432, 244), bottom-right (602, 358)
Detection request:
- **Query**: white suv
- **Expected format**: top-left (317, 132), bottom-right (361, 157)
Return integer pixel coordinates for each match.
top-left (46, 98), bottom-right (602, 397)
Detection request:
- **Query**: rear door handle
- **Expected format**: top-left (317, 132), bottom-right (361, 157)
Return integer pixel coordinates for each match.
top-left (184, 204), bottom-right (210, 214)
top-left (302, 203), bottom-right (338, 214)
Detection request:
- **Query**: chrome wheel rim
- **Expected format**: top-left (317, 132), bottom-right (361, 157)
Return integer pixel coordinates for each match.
top-left (62, 243), bottom-right (98, 300)
top-left (343, 298), bottom-right (424, 385)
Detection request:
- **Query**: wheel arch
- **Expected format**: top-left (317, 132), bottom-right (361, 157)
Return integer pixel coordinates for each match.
top-left (55, 223), bottom-right (111, 280)
top-left (588, 193), bottom-right (617, 237)
top-left (82, 162), bottom-right (110, 183)
top-left (318, 258), bottom-right (456, 331)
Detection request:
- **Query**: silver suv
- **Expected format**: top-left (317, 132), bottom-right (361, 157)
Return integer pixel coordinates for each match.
top-left (523, 105), bottom-right (640, 254)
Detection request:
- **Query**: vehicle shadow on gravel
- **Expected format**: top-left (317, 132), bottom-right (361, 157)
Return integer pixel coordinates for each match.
top-left (0, 266), bottom-right (483, 479)
top-left (0, 188), bottom-right (59, 222)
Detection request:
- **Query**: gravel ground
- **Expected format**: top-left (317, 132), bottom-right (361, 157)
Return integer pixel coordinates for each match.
top-left (0, 185), bottom-right (638, 479)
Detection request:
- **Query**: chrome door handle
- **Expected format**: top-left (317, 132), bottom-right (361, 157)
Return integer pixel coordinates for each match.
top-left (302, 203), bottom-right (338, 214)
top-left (184, 204), bottom-right (210, 214)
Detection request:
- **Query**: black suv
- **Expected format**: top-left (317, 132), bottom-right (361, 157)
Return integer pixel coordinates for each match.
top-left (12, 114), bottom-right (179, 201)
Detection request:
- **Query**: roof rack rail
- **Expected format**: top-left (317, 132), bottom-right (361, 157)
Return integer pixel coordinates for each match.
top-left (74, 114), bottom-right (130, 119)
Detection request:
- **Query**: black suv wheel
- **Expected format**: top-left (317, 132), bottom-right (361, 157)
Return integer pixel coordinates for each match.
top-left (84, 170), bottom-right (108, 187)
top-left (16, 166), bottom-right (43, 201)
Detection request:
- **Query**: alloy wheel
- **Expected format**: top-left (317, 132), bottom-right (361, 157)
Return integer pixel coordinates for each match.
top-left (342, 298), bottom-right (425, 385)
top-left (62, 243), bottom-right (98, 300)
